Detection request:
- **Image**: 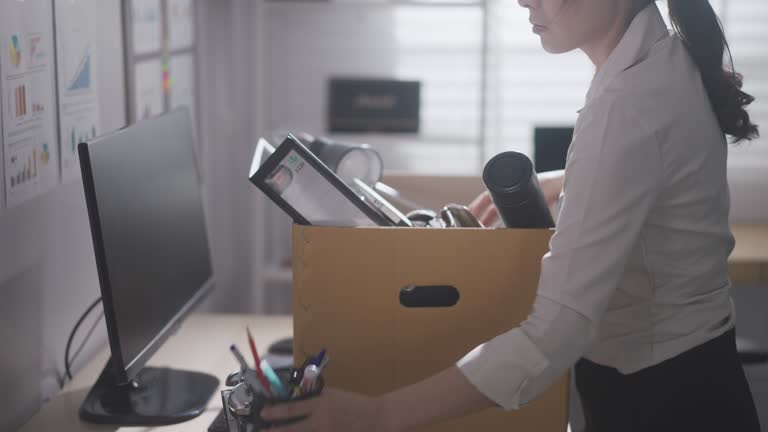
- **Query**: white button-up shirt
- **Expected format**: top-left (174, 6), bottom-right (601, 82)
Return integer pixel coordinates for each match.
top-left (457, 3), bottom-right (735, 410)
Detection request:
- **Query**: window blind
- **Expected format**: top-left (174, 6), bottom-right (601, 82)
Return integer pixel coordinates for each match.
top-left (722, 0), bottom-right (768, 161)
top-left (484, 0), bottom-right (593, 160)
top-left (267, 0), bottom-right (765, 172)
top-left (391, 4), bottom-right (484, 143)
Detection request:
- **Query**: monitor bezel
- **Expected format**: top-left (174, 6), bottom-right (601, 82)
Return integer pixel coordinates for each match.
top-left (78, 108), bottom-right (215, 385)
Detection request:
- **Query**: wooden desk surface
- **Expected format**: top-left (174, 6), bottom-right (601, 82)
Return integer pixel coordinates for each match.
top-left (19, 223), bottom-right (767, 431)
top-left (20, 313), bottom-right (575, 432)
top-left (731, 225), bottom-right (768, 263)
top-left (729, 225), bottom-right (768, 285)
top-left (20, 314), bottom-right (293, 432)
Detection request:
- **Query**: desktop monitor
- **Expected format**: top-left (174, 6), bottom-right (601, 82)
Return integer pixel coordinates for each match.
top-left (534, 126), bottom-right (574, 173)
top-left (78, 108), bottom-right (218, 425)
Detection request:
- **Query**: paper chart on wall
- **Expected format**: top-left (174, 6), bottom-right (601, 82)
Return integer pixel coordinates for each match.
top-left (0, 1), bottom-right (59, 208)
top-left (134, 59), bottom-right (164, 121)
top-left (55, 0), bottom-right (102, 183)
top-left (169, 54), bottom-right (195, 125)
top-left (168, 0), bottom-right (195, 51)
top-left (0, 118), bottom-right (4, 214)
top-left (131, 0), bottom-right (162, 55)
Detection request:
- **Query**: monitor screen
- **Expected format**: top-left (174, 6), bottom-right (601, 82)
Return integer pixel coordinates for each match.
top-left (80, 108), bottom-right (213, 382)
top-left (534, 127), bottom-right (574, 173)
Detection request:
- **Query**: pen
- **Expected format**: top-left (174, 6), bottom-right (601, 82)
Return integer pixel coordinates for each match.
top-left (317, 353), bottom-right (330, 374)
top-left (246, 327), bottom-right (274, 397)
top-left (261, 359), bottom-right (288, 398)
top-left (302, 355), bottom-right (314, 368)
top-left (230, 344), bottom-right (250, 371)
top-left (313, 349), bottom-right (326, 367)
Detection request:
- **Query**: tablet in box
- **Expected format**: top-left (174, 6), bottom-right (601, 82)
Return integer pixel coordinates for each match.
top-left (249, 134), bottom-right (390, 227)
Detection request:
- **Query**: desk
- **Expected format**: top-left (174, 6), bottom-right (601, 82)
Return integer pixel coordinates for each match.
top-left (730, 225), bottom-right (768, 285)
top-left (20, 222), bottom-right (768, 432)
top-left (19, 314), bottom-right (293, 432)
top-left (22, 313), bottom-right (576, 432)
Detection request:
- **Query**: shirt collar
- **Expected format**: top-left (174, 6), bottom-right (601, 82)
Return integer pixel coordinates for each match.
top-left (582, 3), bottom-right (669, 108)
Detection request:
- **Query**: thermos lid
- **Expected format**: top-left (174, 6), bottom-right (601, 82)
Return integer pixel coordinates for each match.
top-left (483, 151), bottom-right (533, 193)
top-left (306, 136), bottom-right (383, 186)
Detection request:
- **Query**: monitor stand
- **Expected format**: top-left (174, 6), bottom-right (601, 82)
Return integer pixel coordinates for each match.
top-left (80, 358), bottom-right (219, 426)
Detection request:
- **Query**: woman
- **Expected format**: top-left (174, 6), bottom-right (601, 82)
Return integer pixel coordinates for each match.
top-left (263, 0), bottom-right (761, 430)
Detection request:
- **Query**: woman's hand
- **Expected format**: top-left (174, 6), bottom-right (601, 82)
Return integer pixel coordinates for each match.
top-left (260, 388), bottom-right (394, 432)
top-left (468, 191), bottom-right (499, 227)
top-left (469, 170), bottom-right (565, 226)
top-left (261, 366), bottom-right (492, 432)
top-left (537, 170), bottom-right (565, 210)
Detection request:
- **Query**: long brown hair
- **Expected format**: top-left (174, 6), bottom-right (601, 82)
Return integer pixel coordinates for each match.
top-left (666, 0), bottom-right (759, 143)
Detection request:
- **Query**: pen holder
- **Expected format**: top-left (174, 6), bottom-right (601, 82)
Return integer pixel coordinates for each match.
top-left (224, 367), bottom-right (325, 432)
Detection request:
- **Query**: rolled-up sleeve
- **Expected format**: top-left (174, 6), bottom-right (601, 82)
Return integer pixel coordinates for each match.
top-left (457, 95), bottom-right (662, 410)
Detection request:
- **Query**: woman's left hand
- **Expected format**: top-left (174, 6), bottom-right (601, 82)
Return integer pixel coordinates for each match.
top-left (260, 388), bottom-right (394, 432)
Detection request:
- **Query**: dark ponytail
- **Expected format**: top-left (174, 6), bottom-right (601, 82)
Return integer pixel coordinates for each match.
top-left (667, 0), bottom-right (759, 143)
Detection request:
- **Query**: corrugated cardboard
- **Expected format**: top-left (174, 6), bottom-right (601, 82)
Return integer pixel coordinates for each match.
top-left (292, 226), bottom-right (569, 432)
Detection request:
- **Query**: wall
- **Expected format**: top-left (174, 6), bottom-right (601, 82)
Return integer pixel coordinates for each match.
top-left (0, 1), bottom-right (268, 428)
top-left (197, 0), bottom-right (263, 313)
top-left (257, 1), bottom-right (767, 222)
top-left (0, 2), bottom-right (126, 430)
top-left (260, 2), bottom-right (483, 176)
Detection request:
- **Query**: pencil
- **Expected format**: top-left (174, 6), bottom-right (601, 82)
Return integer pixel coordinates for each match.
top-left (247, 326), bottom-right (274, 397)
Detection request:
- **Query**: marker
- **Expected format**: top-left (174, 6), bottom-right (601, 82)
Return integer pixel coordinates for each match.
top-left (246, 327), bottom-right (274, 397)
top-left (288, 367), bottom-right (303, 387)
top-left (289, 354), bottom-right (314, 390)
top-left (300, 364), bottom-right (320, 394)
top-left (260, 359), bottom-right (288, 398)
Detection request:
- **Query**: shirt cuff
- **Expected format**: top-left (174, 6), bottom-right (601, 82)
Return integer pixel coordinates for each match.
top-left (456, 327), bottom-right (550, 411)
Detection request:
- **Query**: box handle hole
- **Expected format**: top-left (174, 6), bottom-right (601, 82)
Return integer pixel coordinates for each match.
top-left (399, 285), bottom-right (460, 308)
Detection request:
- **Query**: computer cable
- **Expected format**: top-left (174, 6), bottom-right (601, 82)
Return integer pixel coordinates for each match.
top-left (69, 310), bottom-right (104, 373)
top-left (64, 297), bottom-right (103, 382)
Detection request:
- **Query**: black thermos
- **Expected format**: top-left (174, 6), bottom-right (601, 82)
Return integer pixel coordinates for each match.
top-left (482, 151), bottom-right (555, 228)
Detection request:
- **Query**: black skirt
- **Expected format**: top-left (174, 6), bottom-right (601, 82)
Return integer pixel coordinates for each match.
top-left (575, 329), bottom-right (762, 432)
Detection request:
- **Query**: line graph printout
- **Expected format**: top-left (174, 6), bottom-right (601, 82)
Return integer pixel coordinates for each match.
top-left (132, 0), bottom-right (162, 55)
top-left (55, 0), bottom-right (102, 182)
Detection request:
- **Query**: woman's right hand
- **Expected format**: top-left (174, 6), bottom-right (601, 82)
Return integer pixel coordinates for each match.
top-left (538, 169), bottom-right (565, 211)
top-left (468, 191), bottom-right (499, 227)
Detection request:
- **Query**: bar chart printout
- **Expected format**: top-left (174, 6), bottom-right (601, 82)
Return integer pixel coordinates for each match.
top-left (0, 0), bottom-right (59, 207)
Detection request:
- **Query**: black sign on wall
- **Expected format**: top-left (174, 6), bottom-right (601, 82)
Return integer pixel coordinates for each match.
top-left (328, 78), bottom-right (420, 133)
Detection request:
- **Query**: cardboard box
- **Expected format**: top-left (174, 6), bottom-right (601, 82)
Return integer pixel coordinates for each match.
top-left (289, 173), bottom-right (766, 431)
top-left (292, 226), bottom-right (569, 432)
